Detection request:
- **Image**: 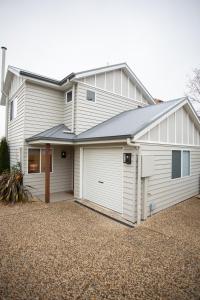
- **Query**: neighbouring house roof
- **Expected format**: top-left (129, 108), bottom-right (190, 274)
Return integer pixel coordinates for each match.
top-left (26, 97), bottom-right (196, 144)
top-left (1, 62), bottom-right (155, 105)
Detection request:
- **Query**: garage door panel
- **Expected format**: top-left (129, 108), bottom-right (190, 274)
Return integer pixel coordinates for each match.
top-left (83, 148), bottom-right (123, 213)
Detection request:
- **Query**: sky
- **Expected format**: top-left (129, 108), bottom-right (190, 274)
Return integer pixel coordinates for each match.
top-left (0, 0), bottom-right (200, 137)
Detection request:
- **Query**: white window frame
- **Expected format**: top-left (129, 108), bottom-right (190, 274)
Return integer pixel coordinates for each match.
top-left (171, 149), bottom-right (190, 179)
top-left (65, 89), bottom-right (73, 104)
top-left (10, 97), bottom-right (18, 121)
top-left (86, 89), bottom-right (96, 103)
top-left (27, 147), bottom-right (54, 174)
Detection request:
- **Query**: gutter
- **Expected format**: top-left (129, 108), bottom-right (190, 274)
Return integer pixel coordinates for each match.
top-left (126, 138), bottom-right (141, 225)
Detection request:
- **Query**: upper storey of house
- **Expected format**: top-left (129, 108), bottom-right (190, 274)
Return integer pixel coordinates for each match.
top-left (1, 63), bottom-right (155, 139)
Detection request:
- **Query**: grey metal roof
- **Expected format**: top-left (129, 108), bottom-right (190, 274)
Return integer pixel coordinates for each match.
top-left (26, 98), bottom-right (186, 143)
top-left (76, 98), bottom-right (185, 141)
top-left (26, 124), bottom-right (76, 142)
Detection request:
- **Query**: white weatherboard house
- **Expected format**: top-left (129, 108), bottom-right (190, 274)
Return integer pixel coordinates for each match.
top-left (1, 58), bottom-right (200, 224)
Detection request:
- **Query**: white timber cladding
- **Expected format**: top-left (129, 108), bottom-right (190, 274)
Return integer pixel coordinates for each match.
top-left (23, 145), bottom-right (73, 195)
top-left (7, 81), bottom-right (26, 168)
top-left (64, 85), bottom-right (76, 130)
top-left (140, 143), bottom-right (200, 216)
top-left (9, 75), bottom-right (25, 99)
top-left (73, 145), bottom-right (137, 222)
top-left (24, 82), bottom-right (65, 139)
top-left (75, 83), bottom-right (140, 134)
top-left (138, 106), bottom-right (200, 146)
top-left (80, 69), bottom-right (149, 103)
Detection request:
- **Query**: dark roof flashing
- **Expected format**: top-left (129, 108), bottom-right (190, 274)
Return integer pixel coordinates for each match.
top-left (19, 70), bottom-right (75, 86)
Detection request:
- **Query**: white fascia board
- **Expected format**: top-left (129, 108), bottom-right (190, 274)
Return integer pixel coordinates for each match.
top-left (74, 63), bottom-right (127, 79)
top-left (133, 99), bottom-right (188, 141)
top-left (74, 139), bottom-right (127, 145)
top-left (27, 140), bottom-right (74, 145)
top-left (8, 66), bottom-right (21, 77)
top-left (28, 139), bottom-right (127, 146)
top-left (184, 100), bottom-right (200, 130)
top-left (124, 64), bottom-right (155, 104)
top-left (24, 78), bottom-right (61, 90)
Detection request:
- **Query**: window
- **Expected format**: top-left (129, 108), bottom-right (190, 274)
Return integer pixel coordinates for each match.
top-left (28, 149), bottom-right (40, 173)
top-left (28, 148), bottom-right (53, 174)
top-left (171, 150), bottom-right (190, 179)
top-left (10, 97), bottom-right (17, 121)
top-left (182, 150), bottom-right (190, 177)
top-left (86, 90), bottom-right (95, 102)
top-left (66, 90), bottom-right (72, 103)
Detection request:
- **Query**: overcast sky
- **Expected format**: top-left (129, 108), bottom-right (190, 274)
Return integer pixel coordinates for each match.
top-left (0, 0), bottom-right (200, 137)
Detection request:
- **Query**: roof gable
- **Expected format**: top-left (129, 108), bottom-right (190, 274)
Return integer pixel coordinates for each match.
top-left (73, 63), bottom-right (155, 104)
top-left (1, 63), bottom-right (155, 106)
top-left (138, 100), bottom-right (200, 145)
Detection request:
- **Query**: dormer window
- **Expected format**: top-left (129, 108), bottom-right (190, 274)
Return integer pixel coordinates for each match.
top-left (10, 97), bottom-right (18, 121)
top-left (86, 90), bottom-right (95, 102)
top-left (66, 90), bottom-right (72, 103)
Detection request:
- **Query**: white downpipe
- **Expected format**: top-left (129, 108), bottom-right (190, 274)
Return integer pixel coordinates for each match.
top-left (142, 177), bottom-right (148, 220)
top-left (79, 147), bottom-right (83, 199)
top-left (126, 138), bottom-right (141, 225)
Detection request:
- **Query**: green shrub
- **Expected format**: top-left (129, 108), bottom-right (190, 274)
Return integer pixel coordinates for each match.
top-left (0, 137), bottom-right (10, 174)
top-left (0, 166), bottom-right (32, 204)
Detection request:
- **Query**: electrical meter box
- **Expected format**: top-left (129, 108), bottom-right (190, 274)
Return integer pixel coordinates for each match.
top-left (141, 155), bottom-right (155, 177)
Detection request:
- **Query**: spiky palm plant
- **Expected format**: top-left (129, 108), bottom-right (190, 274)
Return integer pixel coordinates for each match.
top-left (0, 167), bottom-right (32, 204)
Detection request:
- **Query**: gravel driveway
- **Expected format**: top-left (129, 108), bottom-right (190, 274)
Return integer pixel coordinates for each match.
top-left (0, 197), bottom-right (200, 299)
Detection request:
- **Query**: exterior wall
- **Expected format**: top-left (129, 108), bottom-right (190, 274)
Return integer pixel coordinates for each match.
top-left (140, 143), bottom-right (200, 216)
top-left (23, 145), bottom-right (73, 195)
top-left (73, 144), bottom-right (137, 223)
top-left (24, 82), bottom-right (65, 139)
top-left (9, 75), bottom-right (25, 99)
top-left (64, 86), bottom-right (77, 130)
top-left (7, 81), bottom-right (26, 167)
top-left (139, 107), bottom-right (200, 146)
top-left (80, 69), bottom-right (149, 104)
top-left (75, 82), bottom-right (140, 134)
top-left (122, 145), bottom-right (137, 222)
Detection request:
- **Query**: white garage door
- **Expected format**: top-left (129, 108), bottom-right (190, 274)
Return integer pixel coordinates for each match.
top-left (83, 148), bottom-right (123, 213)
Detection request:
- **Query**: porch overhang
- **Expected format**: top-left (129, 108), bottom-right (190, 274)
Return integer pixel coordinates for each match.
top-left (27, 139), bottom-right (74, 145)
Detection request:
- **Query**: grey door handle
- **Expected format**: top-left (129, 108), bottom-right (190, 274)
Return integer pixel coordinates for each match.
top-left (98, 181), bottom-right (104, 184)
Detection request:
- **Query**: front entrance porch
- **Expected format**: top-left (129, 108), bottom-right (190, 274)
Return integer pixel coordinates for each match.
top-left (37, 191), bottom-right (74, 203)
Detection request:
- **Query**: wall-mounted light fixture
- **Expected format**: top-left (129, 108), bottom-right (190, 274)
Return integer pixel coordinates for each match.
top-left (61, 151), bottom-right (66, 158)
top-left (123, 153), bottom-right (132, 164)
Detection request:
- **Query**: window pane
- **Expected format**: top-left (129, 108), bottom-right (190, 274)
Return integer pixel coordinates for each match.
top-left (172, 150), bottom-right (181, 179)
top-left (182, 151), bottom-right (190, 176)
top-left (13, 98), bottom-right (17, 118)
top-left (28, 149), bottom-right (40, 173)
top-left (10, 101), bottom-right (13, 121)
top-left (67, 91), bottom-right (72, 102)
top-left (86, 90), bottom-right (95, 102)
top-left (41, 149), bottom-right (52, 172)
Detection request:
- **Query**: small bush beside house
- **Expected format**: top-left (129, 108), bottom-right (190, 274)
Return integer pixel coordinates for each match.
top-left (0, 137), bottom-right (10, 174)
top-left (0, 163), bottom-right (33, 204)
